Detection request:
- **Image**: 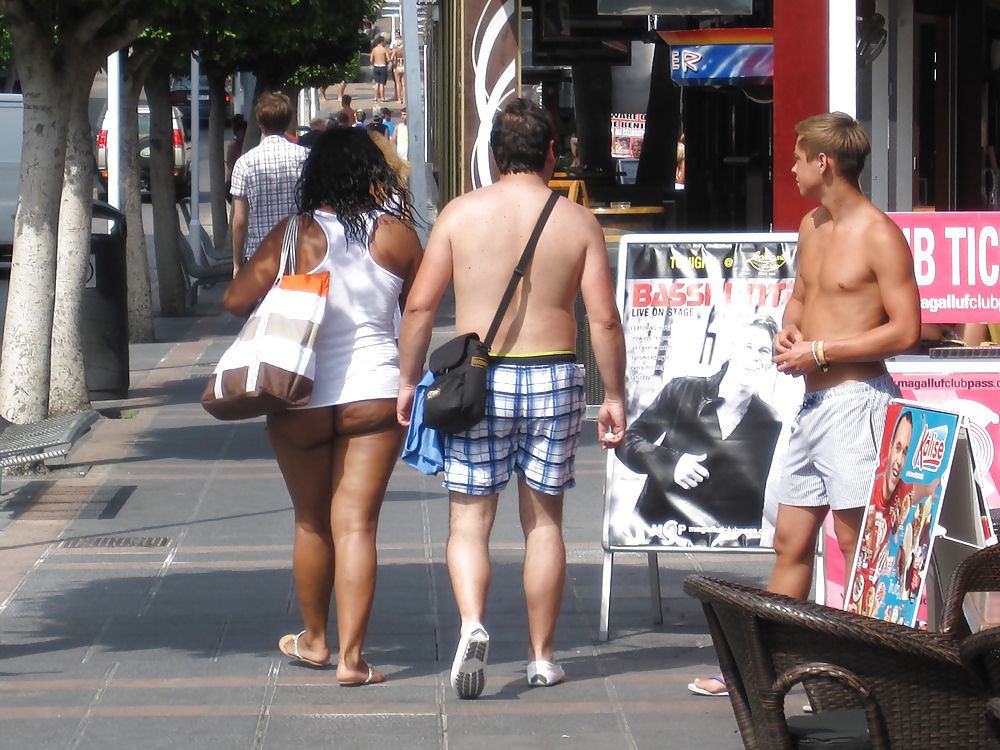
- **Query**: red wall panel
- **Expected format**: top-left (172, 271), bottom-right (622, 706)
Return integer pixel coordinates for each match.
top-left (773, 0), bottom-right (829, 230)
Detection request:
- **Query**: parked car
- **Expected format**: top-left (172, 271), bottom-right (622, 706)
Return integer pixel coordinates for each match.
top-left (0, 95), bottom-right (122, 272)
top-left (170, 75), bottom-right (233, 125)
top-left (0, 93), bottom-right (22, 268)
top-left (96, 104), bottom-right (192, 200)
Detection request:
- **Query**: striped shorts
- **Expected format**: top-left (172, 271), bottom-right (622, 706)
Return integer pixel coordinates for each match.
top-left (443, 361), bottom-right (585, 496)
top-left (780, 372), bottom-right (900, 511)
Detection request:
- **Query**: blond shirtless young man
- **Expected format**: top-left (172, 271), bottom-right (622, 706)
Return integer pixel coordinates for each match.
top-left (397, 98), bottom-right (626, 699)
top-left (691, 112), bottom-right (921, 697)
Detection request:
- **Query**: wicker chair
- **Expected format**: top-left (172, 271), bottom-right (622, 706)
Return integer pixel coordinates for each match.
top-left (961, 626), bottom-right (1000, 743)
top-left (684, 575), bottom-right (996, 749)
top-left (940, 544), bottom-right (1000, 639)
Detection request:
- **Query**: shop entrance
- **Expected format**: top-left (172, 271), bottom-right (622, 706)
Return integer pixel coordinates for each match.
top-left (681, 86), bottom-right (773, 230)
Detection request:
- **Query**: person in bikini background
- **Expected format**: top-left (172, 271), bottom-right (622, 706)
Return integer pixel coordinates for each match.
top-left (691, 112), bottom-right (921, 696)
top-left (397, 98), bottom-right (626, 699)
top-left (391, 33), bottom-right (405, 106)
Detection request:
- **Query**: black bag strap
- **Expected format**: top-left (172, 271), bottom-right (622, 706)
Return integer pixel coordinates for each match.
top-left (483, 191), bottom-right (560, 349)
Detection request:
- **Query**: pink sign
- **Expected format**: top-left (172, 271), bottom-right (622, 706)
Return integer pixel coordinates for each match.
top-left (825, 370), bottom-right (1000, 610)
top-left (889, 212), bottom-right (1000, 323)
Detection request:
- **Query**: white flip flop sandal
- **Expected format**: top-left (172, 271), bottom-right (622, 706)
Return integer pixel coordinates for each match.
top-left (688, 675), bottom-right (728, 697)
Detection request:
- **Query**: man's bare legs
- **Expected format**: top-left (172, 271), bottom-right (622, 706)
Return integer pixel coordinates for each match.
top-left (518, 480), bottom-right (565, 664)
top-left (832, 506), bottom-right (864, 580)
top-left (693, 504), bottom-right (862, 695)
top-left (447, 490), bottom-right (498, 698)
top-left (768, 504), bottom-right (864, 598)
top-left (768, 505), bottom-right (828, 598)
top-left (268, 400), bottom-right (403, 684)
top-left (447, 491), bottom-right (499, 629)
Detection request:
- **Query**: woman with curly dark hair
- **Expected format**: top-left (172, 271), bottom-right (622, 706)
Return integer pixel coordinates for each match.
top-left (224, 126), bottom-right (422, 685)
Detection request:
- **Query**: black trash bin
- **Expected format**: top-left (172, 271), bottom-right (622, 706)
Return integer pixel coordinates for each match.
top-left (82, 201), bottom-right (129, 400)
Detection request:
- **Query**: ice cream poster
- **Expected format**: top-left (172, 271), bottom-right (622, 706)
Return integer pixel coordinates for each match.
top-left (845, 403), bottom-right (960, 627)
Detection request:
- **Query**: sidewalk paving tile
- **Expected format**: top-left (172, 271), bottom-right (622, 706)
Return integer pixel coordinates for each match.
top-left (0, 253), bottom-right (764, 748)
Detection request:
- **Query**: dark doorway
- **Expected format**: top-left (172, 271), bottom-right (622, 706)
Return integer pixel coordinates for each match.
top-left (682, 86), bottom-right (773, 230)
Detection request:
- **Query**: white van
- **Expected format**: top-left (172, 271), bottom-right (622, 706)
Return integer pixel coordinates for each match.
top-left (0, 93), bottom-right (23, 263)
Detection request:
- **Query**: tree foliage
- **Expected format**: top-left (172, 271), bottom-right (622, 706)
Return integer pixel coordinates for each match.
top-left (0, 0), bottom-right (376, 422)
top-left (195, 0), bottom-right (375, 89)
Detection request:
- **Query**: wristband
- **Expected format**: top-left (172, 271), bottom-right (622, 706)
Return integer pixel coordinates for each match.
top-left (811, 340), bottom-right (822, 368)
top-left (816, 340), bottom-right (830, 372)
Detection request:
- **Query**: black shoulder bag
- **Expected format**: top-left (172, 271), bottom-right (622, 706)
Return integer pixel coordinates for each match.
top-left (423, 191), bottom-right (560, 433)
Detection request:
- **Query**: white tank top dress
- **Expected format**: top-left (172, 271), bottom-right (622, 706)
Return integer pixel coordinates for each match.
top-left (291, 209), bottom-right (403, 409)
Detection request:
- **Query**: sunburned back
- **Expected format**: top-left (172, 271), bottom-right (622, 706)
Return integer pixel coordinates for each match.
top-left (371, 44), bottom-right (389, 65)
top-left (448, 181), bottom-right (593, 354)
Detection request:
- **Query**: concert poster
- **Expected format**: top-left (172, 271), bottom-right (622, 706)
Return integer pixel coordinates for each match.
top-left (603, 234), bottom-right (803, 550)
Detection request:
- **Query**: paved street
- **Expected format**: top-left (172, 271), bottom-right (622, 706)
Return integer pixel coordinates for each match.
top-left (0, 277), bottom-right (775, 748)
top-left (0, 53), bottom-right (777, 750)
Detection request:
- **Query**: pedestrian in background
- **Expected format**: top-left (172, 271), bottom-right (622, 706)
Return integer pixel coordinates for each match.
top-left (338, 94), bottom-right (357, 126)
top-left (298, 116), bottom-right (327, 148)
top-left (392, 108), bottom-right (409, 160)
top-left (391, 34), bottom-right (406, 107)
top-left (371, 35), bottom-right (390, 105)
top-left (225, 114), bottom-right (247, 199)
top-left (224, 127), bottom-right (423, 686)
top-left (367, 111), bottom-right (387, 137)
top-left (230, 92), bottom-right (308, 273)
top-left (380, 108), bottom-right (395, 139)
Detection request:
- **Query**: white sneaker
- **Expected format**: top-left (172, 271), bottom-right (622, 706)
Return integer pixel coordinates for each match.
top-left (527, 660), bottom-right (565, 687)
top-left (451, 623), bottom-right (489, 699)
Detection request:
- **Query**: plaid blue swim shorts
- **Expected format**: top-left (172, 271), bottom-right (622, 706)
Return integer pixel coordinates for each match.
top-left (443, 360), bottom-right (585, 496)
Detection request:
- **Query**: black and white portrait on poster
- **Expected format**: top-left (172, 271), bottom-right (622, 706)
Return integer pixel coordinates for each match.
top-left (603, 234), bottom-right (804, 550)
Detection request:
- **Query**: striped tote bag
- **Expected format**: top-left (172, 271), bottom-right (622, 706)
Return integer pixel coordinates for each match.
top-left (202, 217), bottom-right (329, 420)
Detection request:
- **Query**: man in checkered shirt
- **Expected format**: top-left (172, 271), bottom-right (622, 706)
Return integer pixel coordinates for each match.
top-left (230, 92), bottom-right (309, 271)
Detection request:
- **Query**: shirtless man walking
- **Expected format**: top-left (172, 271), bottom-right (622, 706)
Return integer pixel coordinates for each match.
top-left (371, 35), bottom-right (390, 105)
top-left (397, 98), bottom-right (626, 698)
top-left (691, 112), bottom-right (920, 697)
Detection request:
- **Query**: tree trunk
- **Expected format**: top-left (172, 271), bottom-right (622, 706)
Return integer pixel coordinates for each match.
top-left (0, 3), bottom-right (143, 423)
top-left (208, 72), bottom-right (228, 254)
top-left (121, 53), bottom-right (154, 342)
top-left (0, 45), bottom-right (68, 422)
top-left (146, 62), bottom-right (187, 317)
top-left (50, 66), bottom-right (99, 416)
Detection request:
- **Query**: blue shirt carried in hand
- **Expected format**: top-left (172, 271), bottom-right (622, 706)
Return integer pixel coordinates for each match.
top-left (402, 371), bottom-right (445, 475)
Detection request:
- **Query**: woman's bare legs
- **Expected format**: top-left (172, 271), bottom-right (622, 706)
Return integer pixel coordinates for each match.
top-left (268, 407), bottom-right (337, 665)
top-left (268, 399), bottom-right (403, 682)
top-left (394, 68), bottom-right (405, 107)
top-left (329, 400), bottom-right (403, 682)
